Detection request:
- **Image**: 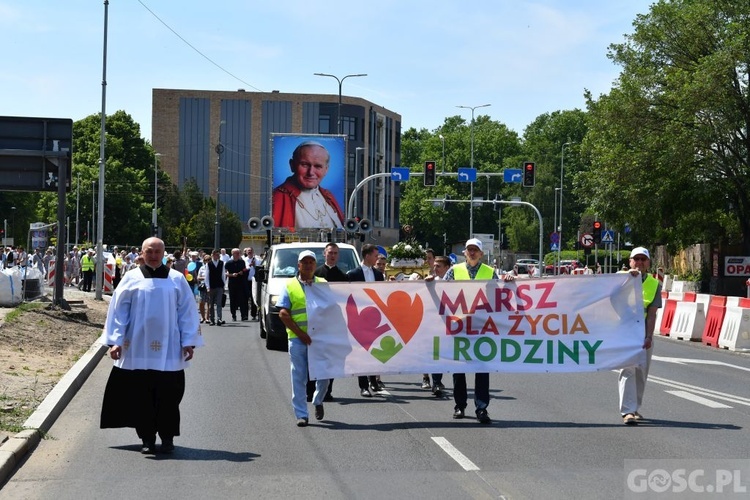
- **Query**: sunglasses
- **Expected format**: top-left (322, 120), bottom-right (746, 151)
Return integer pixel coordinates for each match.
top-left (631, 256), bottom-right (648, 261)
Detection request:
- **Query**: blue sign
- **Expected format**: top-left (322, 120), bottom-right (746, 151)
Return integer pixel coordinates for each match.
top-left (457, 167), bottom-right (477, 182)
top-left (550, 232), bottom-right (559, 244)
top-left (504, 169), bottom-right (522, 183)
top-left (602, 230), bottom-right (615, 243)
top-left (391, 167), bottom-right (410, 182)
top-left (551, 243), bottom-right (558, 251)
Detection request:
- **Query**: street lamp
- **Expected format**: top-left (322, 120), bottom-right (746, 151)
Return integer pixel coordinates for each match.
top-left (456, 103), bottom-right (491, 238)
top-left (354, 147), bottom-right (364, 217)
top-left (314, 72), bottom-right (367, 134)
top-left (558, 142), bottom-right (572, 271)
top-left (439, 134), bottom-right (446, 173)
top-left (153, 153), bottom-right (161, 236)
top-left (10, 206), bottom-right (15, 244)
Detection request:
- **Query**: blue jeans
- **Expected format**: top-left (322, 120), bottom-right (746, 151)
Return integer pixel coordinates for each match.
top-left (453, 373), bottom-right (490, 412)
top-left (289, 338), bottom-right (329, 419)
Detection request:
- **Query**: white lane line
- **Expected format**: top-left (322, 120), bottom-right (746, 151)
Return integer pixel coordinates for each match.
top-left (649, 376), bottom-right (750, 407)
top-left (653, 356), bottom-right (750, 372)
top-left (432, 437), bottom-right (480, 471)
top-left (665, 390), bottom-right (733, 408)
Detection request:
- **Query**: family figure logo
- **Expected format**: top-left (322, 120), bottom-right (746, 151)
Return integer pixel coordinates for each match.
top-left (345, 289), bottom-right (424, 363)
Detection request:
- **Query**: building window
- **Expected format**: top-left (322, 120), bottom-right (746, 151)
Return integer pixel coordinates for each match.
top-left (342, 116), bottom-right (356, 140)
top-left (319, 114), bottom-right (330, 134)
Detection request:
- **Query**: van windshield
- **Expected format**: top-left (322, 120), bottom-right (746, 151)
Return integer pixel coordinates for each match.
top-left (270, 247), bottom-right (360, 278)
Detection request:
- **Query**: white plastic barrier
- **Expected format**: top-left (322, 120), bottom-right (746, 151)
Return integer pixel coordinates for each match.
top-left (726, 296), bottom-right (741, 307)
top-left (695, 293), bottom-right (712, 318)
top-left (655, 306), bottom-right (665, 334)
top-left (663, 274), bottom-right (672, 292)
top-left (668, 291), bottom-right (685, 301)
top-left (671, 280), bottom-right (685, 293)
top-left (718, 306), bottom-right (750, 351)
top-left (669, 302), bottom-right (705, 341)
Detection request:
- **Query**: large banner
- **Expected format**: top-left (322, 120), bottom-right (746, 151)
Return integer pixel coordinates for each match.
top-left (271, 134), bottom-right (346, 230)
top-left (307, 274), bottom-right (647, 379)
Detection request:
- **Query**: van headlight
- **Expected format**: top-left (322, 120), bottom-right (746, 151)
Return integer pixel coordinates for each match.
top-left (269, 294), bottom-right (279, 307)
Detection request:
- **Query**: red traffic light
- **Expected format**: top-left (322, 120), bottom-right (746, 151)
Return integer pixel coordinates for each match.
top-left (593, 221), bottom-right (602, 229)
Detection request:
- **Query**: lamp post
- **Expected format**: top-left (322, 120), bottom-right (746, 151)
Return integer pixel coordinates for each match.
top-left (558, 142), bottom-right (572, 271)
top-left (554, 187), bottom-right (560, 274)
top-left (214, 143), bottom-right (224, 249)
top-left (313, 72), bottom-right (367, 134)
top-left (456, 103), bottom-right (491, 238)
top-left (152, 153), bottom-right (161, 236)
top-left (10, 206), bottom-right (15, 244)
top-left (439, 134), bottom-right (446, 173)
top-left (354, 147), bottom-right (364, 217)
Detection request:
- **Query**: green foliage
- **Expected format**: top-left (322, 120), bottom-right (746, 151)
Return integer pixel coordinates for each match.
top-left (581, 0), bottom-right (750, 253)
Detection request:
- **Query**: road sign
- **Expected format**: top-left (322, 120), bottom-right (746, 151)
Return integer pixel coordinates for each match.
top-left (581, 233), bottom-right (594, 248)
top-left (457, 167), bottom-right (476, 182)
top-left (551, 243), bottom-right (558, 251)
top-left (601, 229), bottom-right (614, 243)
top-left (503, 169), bottom-right (522, 183)
top-left (0, 116), bottom-right (72, 192)
top-left (391, 167), bottom-right (410, 182)
top-left (550, 232), bottom-right (559, 244)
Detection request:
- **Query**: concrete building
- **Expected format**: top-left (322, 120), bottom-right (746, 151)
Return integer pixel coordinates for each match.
top-left (151, 88), bottom-right (402, 245)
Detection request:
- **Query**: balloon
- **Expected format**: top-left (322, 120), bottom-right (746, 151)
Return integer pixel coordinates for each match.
top-left (187, 261), bottom-right (196, 272)
top-left (162, 257), bottom-right (167, 265)
top-left (376, 245), bottom-right (387, 258)
top-left (186, 273), bottom-right (193, 281)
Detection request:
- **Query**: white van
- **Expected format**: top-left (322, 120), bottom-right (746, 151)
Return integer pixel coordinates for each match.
top-left (256, 242), bottom-right (361, 350)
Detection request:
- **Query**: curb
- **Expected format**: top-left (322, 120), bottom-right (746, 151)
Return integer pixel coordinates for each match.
top-left (0, 339), bottom-right (108, 486)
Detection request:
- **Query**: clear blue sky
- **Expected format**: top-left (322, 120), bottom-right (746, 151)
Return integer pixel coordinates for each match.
top-left (1, 0), bottom-right (654, 142)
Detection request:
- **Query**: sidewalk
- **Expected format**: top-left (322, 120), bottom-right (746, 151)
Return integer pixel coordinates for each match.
top-left (0, 285), bottom-right (110, 485)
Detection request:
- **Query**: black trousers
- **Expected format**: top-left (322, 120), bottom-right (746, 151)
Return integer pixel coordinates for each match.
top-left (452, 372), bottom-right (490, 411)
top-left (82, 269), bottom-right (94, 291)
top-left (101, 367), bottom-right (186, 441)
top-left (358, 375), bottom-right (379, 390)
top-left (228, 280), bottom-right (248, 319)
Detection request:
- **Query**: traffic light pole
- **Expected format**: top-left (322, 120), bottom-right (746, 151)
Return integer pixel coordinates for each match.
top-left (427, 196), bottom-right (544, 271)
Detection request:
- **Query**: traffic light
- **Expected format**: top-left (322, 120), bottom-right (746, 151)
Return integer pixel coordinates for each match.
top-left (593, 220), bottom-right (602, 244)
top-left (522, 161), bottom-right (535, 187)
top-left (424, 161), bottom-right (436, 186)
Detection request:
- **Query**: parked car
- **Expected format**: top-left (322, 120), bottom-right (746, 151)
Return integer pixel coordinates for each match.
top-left (256, 242), bottom-right (361, 351)
top-left (544, 259), bottom-right (585, 275)
top-left (515, 258), bottom-right (539, 275)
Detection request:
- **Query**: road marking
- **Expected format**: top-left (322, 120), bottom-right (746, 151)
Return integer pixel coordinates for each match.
top-left (665, 390), bottom-right (732, 408)
top-left (653, 356), bottom-right (750, 373)
top-left (649, 376), bottom-right (750, 407)
top-left (432, 437), bottom-right (480, 471)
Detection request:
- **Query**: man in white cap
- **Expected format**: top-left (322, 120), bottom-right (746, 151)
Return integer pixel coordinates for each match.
top-left (277, 249), bottom-right (330, 427)
top-left (441, 238), bottom-right (513, 424)
top-left (618, 246), bottom-right (661, 425)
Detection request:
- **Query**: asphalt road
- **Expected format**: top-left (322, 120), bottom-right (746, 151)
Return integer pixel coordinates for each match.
top-left (2, 314), bottom-right (750, 499)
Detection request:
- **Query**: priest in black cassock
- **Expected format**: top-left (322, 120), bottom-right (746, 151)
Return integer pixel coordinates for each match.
top-left (100, 237), bottom-right (203, 454)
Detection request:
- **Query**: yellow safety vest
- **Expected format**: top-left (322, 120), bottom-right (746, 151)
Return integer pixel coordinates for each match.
top-left (453, 262), bottom-right (494, 280)
top-left (81, 255), bottom-right (95, 272)
top-left (618, 270), bottom-right (660, 318)
top-left (642, 274), bottom-right (659, 317)
top-left (285, 276), bottom-right (326, 339)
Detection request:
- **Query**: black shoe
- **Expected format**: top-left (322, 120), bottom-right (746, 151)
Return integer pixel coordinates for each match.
top-left (140, 440), bottom-right (156, 454)
top-left (477, 409), bottom-right (491, 424)
top-left (314, 404), bottom-right (324, 420)
top-left (323, 394), bottom-right (334, 402)
top-left (360, 388), bottom-right (372, 398)
top-left (241, 317), bottom-right (249, 321)
top-left (421, 377), bottom-right (431, 390)
top-left (209, 321), bottom-right (215, 326)
top-left (296, 418), bottom-right (308, 427)
top-left (160, 439), bottom-right (175, 454)
top-left (369, 384), bottom-right (379, 394)
top-left (376, 380), bottom-right (386, 391)
top-left (453, 408), bottom-right (465, 419)
top-left (432, 383), bottom-right (445, 396)
top-left (232, 315), bottom-right (237, 321)
top-left (217, 320), bottom-right (225, 326)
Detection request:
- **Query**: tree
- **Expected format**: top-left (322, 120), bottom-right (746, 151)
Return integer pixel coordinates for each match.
top-left (36, 111), bottom-right (153, 247)
top-left (580, 0), bottom-right (749, 252)
top-left (398, 116), bottom-right (522, 251)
